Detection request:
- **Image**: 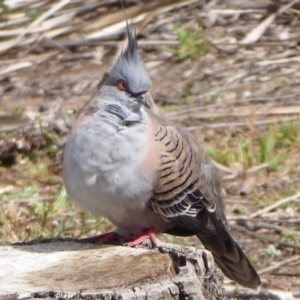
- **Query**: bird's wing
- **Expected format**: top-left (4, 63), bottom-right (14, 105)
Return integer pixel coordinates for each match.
top-left (149, 117), bottom-right (225, 228)
top-left (148, 115), bottom-right (261, 289)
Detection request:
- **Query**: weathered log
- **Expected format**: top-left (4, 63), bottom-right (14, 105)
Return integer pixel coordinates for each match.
top-left (0, 239), bottom-right (225, 300)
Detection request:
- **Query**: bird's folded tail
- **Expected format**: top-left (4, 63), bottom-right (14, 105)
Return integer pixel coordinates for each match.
top-left (196, 226), bottom-right (261, 289)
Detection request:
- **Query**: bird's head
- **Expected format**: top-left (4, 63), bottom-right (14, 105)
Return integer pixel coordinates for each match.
top-left (104, 22), bottom-right (152, 111)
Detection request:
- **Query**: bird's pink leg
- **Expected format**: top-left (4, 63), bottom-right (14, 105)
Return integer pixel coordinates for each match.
top-left (88, 231), bottom-right (119, 244)
top-left (122, 227), bottom-right (157, 247)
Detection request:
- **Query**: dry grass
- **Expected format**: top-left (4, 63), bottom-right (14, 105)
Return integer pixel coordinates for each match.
top-left (1, 0), bottom-right (300, 294)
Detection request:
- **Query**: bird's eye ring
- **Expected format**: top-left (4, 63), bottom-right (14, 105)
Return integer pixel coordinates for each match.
top-left (117, 80), bottom-right (128, 91)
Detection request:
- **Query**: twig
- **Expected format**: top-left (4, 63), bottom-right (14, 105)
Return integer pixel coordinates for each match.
top-left (212, 161), bottom-right (236, 174)
top-left (1, 196), bottom-right (55, 204)
top-left (225, 287), bottom-right (300, 300)
top-left (42, 37), bottom-right (72, 54)
top-left (258, 255), bottom-right (300, 276)
top-left (211, 8), bottom-right (270, 15)
top-left (16, 0), bottom-right (71, 43)
top-left (60, 53), bottom-right (95, 61)
top-left (177, 106), bottom-right (300, 121)
top-left (247, 190), bottom-right (300, 220)
top-left (235, 219), bottom-right (283, 234)
top-left (256, 56), bottom-right (300, 66)
top-left (213, 162), bottom-right (269, 181)
top-left (0, 126), bottom-right (25, 133)
top-left (241, 0), bottom-right (299, 44)
top-left (0, 52), bottom-right (58, 79)
top-left (273, 271), bottom-right (300, 276)
top-left (165, 93), bottom-right (300, 119)
top-left (0, 0), bottom-right (71, 54)
top-left (241, 13), bottom-right (276, 44)
top-left (223, 163), bottom-right (269, 181)
top-left (246, 163), bottom-right (270, 174)
top-left (0, 62), bottom-right (33, 77)
top-left (228, 216), bottom-right (300, 227)
top-left (187, 116), bottom-right (299, 131)
top-left (232, 225), bottom-right (300, 250)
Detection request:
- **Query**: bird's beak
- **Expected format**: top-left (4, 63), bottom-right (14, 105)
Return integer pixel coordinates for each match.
top-left (137, 94), bottom-right (151, 109)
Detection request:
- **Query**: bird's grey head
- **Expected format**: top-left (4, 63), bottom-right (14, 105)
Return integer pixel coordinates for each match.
top-left (104, 21), bottom-right (152, 110)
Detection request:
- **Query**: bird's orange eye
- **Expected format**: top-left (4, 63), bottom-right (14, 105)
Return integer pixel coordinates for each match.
top-left (117, 80), bottom-right (128, 91)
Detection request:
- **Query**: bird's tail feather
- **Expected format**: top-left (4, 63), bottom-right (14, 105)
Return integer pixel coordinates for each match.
top-left (197, 227), bottom-right (261, 289)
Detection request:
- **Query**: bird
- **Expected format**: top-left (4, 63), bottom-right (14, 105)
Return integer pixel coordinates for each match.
top-left (63, 16), bottom-right (261, 289)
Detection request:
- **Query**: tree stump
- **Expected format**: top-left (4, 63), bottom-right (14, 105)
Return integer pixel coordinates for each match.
top-left (0, 239), bottom-right (225, 300)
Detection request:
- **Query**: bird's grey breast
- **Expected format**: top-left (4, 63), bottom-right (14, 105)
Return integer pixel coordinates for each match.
top-left (63, 104), bottom-right (159, 217)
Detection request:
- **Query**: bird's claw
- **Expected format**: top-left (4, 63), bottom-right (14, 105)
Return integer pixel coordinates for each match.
top-left (82, 228), bottom-right (157, 247)
top-left (83, 231), bottom-right (119, 244)
top-left (122, 227), bottom-right (157, 247)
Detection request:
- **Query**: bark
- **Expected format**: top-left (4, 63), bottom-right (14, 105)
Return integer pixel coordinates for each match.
top-left (0, 238), bottom-right (225, 300)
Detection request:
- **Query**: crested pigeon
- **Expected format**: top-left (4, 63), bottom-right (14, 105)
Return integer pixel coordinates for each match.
top-left (63, 18), bottom-right (261, 289)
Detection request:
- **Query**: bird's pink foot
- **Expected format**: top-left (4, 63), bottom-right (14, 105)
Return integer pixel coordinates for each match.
top-left (88, 231), bottom-right (119, 244)
top-left (122, 227), bottom-right (157, 247)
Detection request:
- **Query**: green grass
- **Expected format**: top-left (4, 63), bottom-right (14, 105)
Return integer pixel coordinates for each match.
top-left (248, 256), bottom-right (259, 265)
top-left (0, 0), bottom-right (9, 13)
top-left (207, 121), bottom-right (300, 171)
top-left (0, 185), bottom-right (114, 245)
top-left (25, 8), bottom-right (43, 20)
top-left (12, 105), bottom-right (24, 117)
top-left (161, 25), bottom-right (211, 105)
top-left (232, 206), bottom-right (248, 216)
top-left (163, 26), bottom-right (210, 61)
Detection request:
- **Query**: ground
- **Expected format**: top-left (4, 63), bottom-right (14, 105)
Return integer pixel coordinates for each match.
top-left (0, 1), bottom-right (300, 298)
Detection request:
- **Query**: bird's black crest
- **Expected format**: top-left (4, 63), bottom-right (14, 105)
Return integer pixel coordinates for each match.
top-left (120, 0), bottom-right (139, 63)
top-left (105, 0), bottom-right (151, 93)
